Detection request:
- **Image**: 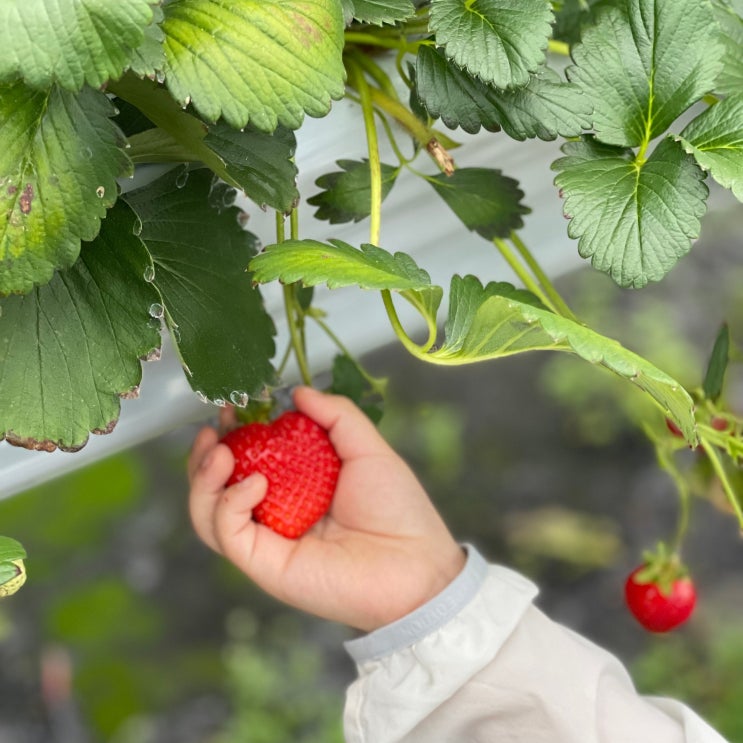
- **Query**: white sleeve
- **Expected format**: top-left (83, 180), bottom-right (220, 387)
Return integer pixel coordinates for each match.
top-left (343, 546), bottom-right (729, 743)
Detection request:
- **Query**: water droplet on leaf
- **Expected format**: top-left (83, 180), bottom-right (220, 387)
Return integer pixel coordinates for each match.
top-left (149, 303), bottom-right (164, 319)
top-left (96, 186), bottom-right (105, 198)
top-left (143, 265), bottom-right (155, 282)
top-left (214, 398), bottom-right (227, 408)
top-left (175, 168), bottom-right (189, 189)
top-left (230, 391), bottom-right (249, 408)
top-left (196, 391), bottom-right (209, 404)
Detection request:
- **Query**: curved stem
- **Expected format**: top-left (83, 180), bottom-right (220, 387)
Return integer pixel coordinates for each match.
top-left (310, 315), bottom-right (387, 394)
top-left (509, 232), bottom-right (579, 322)
top-left (375, 109), bottom-right (415, 166)
top-left (700, 439), bottom-right (743, 530)
top-left (381, 290), bottom-right (428, 358)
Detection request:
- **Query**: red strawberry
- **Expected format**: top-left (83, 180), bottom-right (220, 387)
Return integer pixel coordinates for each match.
top-left (220, 411), bottom-right (340, 539)
top-left (624, 554), bottom-right (696, 633)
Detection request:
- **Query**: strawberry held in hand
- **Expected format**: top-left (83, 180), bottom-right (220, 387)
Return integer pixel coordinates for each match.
top-left (221, 411), bottom-right (341, 539)
top-left (624, 547), bottom-right (696, 633)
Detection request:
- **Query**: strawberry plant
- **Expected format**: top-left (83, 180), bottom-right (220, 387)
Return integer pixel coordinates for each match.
top-left (1, 0), bottom-right (743, 605)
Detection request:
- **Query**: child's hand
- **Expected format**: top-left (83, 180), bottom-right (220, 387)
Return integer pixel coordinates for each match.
top-left (187, 387), bottom-right (466, 632)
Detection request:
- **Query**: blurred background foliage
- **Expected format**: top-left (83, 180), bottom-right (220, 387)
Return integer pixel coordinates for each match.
top-left (1, 202), bottom-right (742, 741)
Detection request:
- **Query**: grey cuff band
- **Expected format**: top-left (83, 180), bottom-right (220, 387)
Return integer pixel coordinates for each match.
top-left (344, 544), bottom-right (489, 664)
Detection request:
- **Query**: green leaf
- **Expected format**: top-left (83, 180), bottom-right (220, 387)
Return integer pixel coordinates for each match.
top-left (330, 354), bottom-right (384, 423)
top-left (0, 562), bottom-right (20, 587)
top-left (250, 240), bottom-right (431, 291)
top-left (161, 0), bottom-right (346, 131)
top-left (427, 275), bottom-right (697, 443)
top-left (251, 239), bottom-right (443, 339)
top-left (429, 0), bottom-right (553, 89)
top-left (123, 168), bottom-right (277, 404)
top-left (678, 96), bottom-right (743, 202)
top-left (342, 0), bottom-right (416, 25)
top-left (702, 323), bottom-right (730, 402)
top-left (0, 537), bottom-right (26, 563)
top-left (0, 83), bottom-right (131, 296)
top-left (713, 1), bottom-right (743, 96)
top-left (400, 286), bottom-right (445, 332)
top-left (0, 557), bottom-right (26, 598)
top-left (125, 128), bottom-right (198, 164)
top-left (552, 136), bottom-right (708, 288)
top-left (427, 167), bottom-right (530, 239)
top-left (112, 75), bottom-right (299, 212)
top-left (552, 0), bottom-right (608, 45)
top-left (415, 46), bottom-right (591, 139)
top-left (250, 239), bottom-right (433, 291)
top-left (568, 0), bottom-right (723, 147)
top-left (307, 160), bottom-right (399, 224)
top-left (204, 122), bottom-right (299, 213)
top-left (0, 0), bottom-right (157, 90)
top-left (128, 4), bottom-right (167, 78)
top-left (0, 201), bottom-right (162, 452)
top-left (110, 75), bottom-right (231, 180)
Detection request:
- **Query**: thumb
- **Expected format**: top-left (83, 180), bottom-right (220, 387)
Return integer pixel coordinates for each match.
top-left (212, 473), bottom-right (299, 590)
top-left (212, 472), bottom-right (268, 556)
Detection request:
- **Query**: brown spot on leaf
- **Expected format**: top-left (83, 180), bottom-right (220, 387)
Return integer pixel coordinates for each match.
top-left (5, 430), bottom-right (59, 452)
top-left (19, 183), bottom-right (33, 214)
top-left (91, 419), bottom-right (117, 436)
top-left (7, 185), bottom-right (17, 195)
top-left (291, 13), bottom-right (322, 48)
top-left (121, 385), bottom-right (141, 400)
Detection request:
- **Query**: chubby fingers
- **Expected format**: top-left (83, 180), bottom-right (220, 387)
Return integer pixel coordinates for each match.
top-left (188, 433), bottom-right (236, 553)
top-left (293, 386), bottom-right (392, 461)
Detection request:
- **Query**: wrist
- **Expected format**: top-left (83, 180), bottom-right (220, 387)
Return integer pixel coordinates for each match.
top-left (364, 541), bottom-right (468, 632)
top-left (345, 544), bottom-right (489, 661)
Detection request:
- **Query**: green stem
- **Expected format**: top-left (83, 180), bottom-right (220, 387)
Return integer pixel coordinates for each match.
top-left (548, 39), bottom-right (571, 56)
top-left (275, 211), bottom-right (285, 243)
top-left (700, 439), bottom-right (743, 531)
top-left (509, 232), bottom-right (579, 321)
top-left (276, 339), bottom-right (293, 377)
top-left (310, 315), bottom-right (387, 394)
top-left (381, 290), bottom-right (428, 358)
top-left (344, 31), bottom-right (422, 54)
top-left (283, 285), bottom-right (313, 385)
top-left (672, 483), bottom-right (691, 554)
top-left (276, 210), bottom-right (312, 385)
top-left (348, 57), bottom-right (383, 245)
top-left (348, 49), bottom-right (399, 101)
top-left (493, 237), bottom-right (557, 311)
top-left (366, 86), bottom-right (432, 145)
